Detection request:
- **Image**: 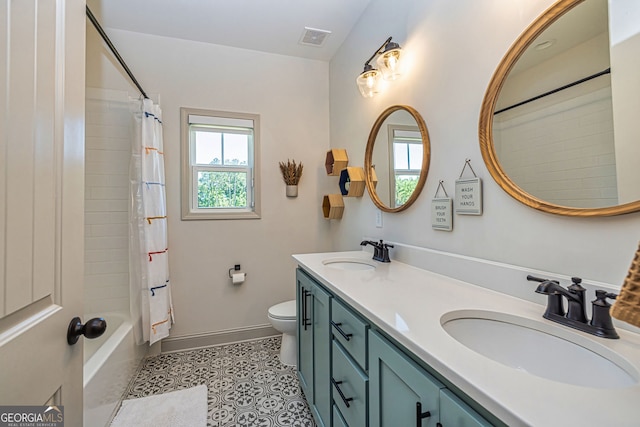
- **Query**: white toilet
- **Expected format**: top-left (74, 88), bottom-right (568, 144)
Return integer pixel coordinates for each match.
top-left (268, 300), bottom-right (297, 366)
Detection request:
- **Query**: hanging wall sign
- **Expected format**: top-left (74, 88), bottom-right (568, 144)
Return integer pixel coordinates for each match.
top-left (432, 181), bottom-right (453, 231)
top-left (455, 159), bottom-right (483, 215)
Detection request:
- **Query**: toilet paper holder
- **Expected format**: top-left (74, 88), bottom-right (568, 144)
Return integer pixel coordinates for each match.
top-left (228, 264), bottom-right (247, 278)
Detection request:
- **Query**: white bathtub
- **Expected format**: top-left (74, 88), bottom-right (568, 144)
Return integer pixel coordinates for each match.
top-left (83, 313), bottom-right (147, 427)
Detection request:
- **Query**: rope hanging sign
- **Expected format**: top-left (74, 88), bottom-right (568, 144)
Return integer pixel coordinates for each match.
top-left (455, 159), bottom-right (483, 215)
top-left (431, 180), bottom-right (453, 231)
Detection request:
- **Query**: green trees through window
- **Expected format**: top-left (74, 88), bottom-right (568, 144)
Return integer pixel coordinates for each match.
top-left (197, 171), bottom-right (247, 208)
top-left (395, 176), bottom-right (419, 206)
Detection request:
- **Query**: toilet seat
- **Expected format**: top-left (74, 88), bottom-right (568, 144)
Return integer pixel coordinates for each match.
top-left (268, 300), bottom-right (296, 320)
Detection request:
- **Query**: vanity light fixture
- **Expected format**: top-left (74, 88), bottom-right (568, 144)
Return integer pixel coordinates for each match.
top-left (356, 37), bottom-right (404, 98)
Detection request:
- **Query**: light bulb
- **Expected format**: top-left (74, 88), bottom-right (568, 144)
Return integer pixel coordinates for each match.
top-left (356, 68), bottom-right (382, 98)
top-left (377, 47), bottom-right (403, 81)
top-left (366, 74), bottom-right (376, 88)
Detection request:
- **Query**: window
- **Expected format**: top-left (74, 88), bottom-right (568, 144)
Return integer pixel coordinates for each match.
top-left (181, 108), bottom-right (260, 219)
top-left (389, 126), bottom-right (422, 207)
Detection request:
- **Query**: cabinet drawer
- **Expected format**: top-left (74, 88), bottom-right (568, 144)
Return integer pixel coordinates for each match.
top-left (331, 299), bottom-right (369, 370)
top-left (332, 340), bottom-right (368, 427)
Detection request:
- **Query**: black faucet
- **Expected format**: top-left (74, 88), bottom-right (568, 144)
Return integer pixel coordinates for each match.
top-left (527, 275), bottom-right (619, 339)
top-left (360, 239), bottom-right (394, 263)
top-left (535, 277), bottom-right (588, 323)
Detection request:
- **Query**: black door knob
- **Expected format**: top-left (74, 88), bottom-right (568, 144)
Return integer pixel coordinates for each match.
top-left (67, 317), bottom-right (107, 345)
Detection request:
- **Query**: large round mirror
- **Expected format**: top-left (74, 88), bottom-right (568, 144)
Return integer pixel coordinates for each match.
top-left (479, 0), bottom-right (640, 216)
top-left (365, 105), bottom-right (431, 213)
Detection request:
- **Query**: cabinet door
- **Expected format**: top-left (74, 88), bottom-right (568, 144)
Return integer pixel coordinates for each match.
top-left (333, 405), bottom-right (349, 427)
top-left (296, 268), bottom-right (332, 427)
top-left (439, 389), bottom-right (493, 427)
top-left (369, 330), bottom-right (445, 427)
top-left (312, 282), bottom-right (332, 427)
top-left (296, 269), bottom-right (314, 401)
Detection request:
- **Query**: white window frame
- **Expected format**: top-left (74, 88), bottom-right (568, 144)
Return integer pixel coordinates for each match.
top-left (387, 124), bottom-right (422, 208)
top-left (181, 107), bottom-right (261, 220)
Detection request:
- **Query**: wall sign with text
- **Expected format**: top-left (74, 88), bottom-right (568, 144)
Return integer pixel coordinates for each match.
top-left (455, 177), bottom-right (483, 215)
top-left (432, 180), bottom-right (453, 230)
top-left (432, 198), bottom-right (453, 231)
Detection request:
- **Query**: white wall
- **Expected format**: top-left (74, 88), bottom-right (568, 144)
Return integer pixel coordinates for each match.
top-left (610, 0), bottom-right (640, 203)
top-left (329, 0), bottom-right (640, 287)
top-left (86, 26), bottom-right (333, 340)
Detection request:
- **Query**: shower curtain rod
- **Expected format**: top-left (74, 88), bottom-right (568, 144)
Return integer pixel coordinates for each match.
top-left (86, 6), bottom-right (149, 99)
top-left (494, 68), bottom-right (611, 115)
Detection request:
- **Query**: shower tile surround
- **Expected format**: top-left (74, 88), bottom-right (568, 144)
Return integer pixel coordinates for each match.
top-left (85, 89), bottom-right (133, 315)
top-left (121, 336), bottom-right (315, 427)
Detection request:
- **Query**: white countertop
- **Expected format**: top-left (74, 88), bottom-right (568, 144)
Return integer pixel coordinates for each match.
top-left (293, 251), bottom-right (640, 427)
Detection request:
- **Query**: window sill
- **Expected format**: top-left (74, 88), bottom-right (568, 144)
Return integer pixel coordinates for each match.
top-left (181, 209), bottom-right (261, 221)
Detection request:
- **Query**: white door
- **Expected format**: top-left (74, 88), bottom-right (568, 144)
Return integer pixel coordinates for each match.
top-left (0, 0), bottom-right (86, 425)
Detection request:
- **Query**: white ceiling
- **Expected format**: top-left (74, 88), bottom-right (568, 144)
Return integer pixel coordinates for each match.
top-left (87, 0), bottom-right (372, 61)
top-left (512, 0), bottom-right (609, 73)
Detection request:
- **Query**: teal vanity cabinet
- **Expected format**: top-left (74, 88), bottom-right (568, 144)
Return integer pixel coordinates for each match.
top-left (297, 266), bottom-right (496, 427)
top-left (296, 268), bottom-right (332, 427)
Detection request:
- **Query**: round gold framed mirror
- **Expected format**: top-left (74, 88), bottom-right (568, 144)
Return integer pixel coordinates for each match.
top-left (479, 0), bottom-right (640, 216)
top-left (365, 105), bottom-right (431, 213)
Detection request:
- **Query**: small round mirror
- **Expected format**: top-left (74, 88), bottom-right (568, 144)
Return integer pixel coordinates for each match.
top-left (364, 105), bottom-right (431, 212)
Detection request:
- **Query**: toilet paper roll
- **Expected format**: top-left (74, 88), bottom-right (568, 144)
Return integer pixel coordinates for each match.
top-left (232, 273), bottom-right (245, 285)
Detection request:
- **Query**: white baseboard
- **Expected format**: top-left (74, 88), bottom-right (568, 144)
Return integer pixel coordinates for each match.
top-left (160, 324), bottom-right (279, 353)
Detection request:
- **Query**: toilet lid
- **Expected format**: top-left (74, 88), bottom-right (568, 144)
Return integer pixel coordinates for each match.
top-left (269, 300), bottom-right (296, 320)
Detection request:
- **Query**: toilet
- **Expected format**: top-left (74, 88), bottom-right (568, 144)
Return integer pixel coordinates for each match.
top-left (268, 300), bottom-right (297, 366)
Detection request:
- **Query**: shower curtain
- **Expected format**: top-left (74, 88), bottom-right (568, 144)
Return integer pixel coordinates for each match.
top-left (130, 98), bottom-right (174, 345)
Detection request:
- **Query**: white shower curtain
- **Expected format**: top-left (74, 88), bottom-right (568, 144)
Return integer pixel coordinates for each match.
top-left (130, 97), bottom-right (174, 345)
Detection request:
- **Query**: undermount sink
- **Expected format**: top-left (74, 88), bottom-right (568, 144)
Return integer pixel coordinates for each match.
top-left (322, 258), bottom-right (377, 271)
top-left (441, 310), bottom-right (638, 389)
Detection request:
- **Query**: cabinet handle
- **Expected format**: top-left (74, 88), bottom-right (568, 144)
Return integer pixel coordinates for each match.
top-left (416, 402), bottom-right (431, 427)
top-left (331, 321), bottom-right (353, 341)
top-left (300, 286), bottom-right (306, 327)
top-left (331, 378), bottom-right (354, 408)
top-left (302, 290), bottom-right (311, 330)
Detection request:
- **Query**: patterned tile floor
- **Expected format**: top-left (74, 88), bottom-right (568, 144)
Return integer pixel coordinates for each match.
top-left (121, 336), bottom-right (316, 427)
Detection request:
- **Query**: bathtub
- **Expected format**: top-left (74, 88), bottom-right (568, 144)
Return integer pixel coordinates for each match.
top-left (83, 313), bottom-right (147, 427)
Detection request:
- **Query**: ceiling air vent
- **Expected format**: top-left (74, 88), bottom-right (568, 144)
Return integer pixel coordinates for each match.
top-left (299, 27), bottom-right (332, 47)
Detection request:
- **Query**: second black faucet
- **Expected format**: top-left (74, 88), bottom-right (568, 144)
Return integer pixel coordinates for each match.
top-left (360, 239), bottom-right (394, 263)
top-left (527, 275), bottom-right (619, 339)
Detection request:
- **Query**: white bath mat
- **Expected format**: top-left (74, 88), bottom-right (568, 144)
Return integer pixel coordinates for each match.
top-left (111, 385), bottom-right (207, 427)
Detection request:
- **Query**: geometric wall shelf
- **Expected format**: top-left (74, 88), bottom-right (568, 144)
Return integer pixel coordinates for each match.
top-left (339, 167), bottom-right (366, 197)
top-left (322, 194), bottom-right (345, 219)
top-left (325, 148), bottom-right (349, 176)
